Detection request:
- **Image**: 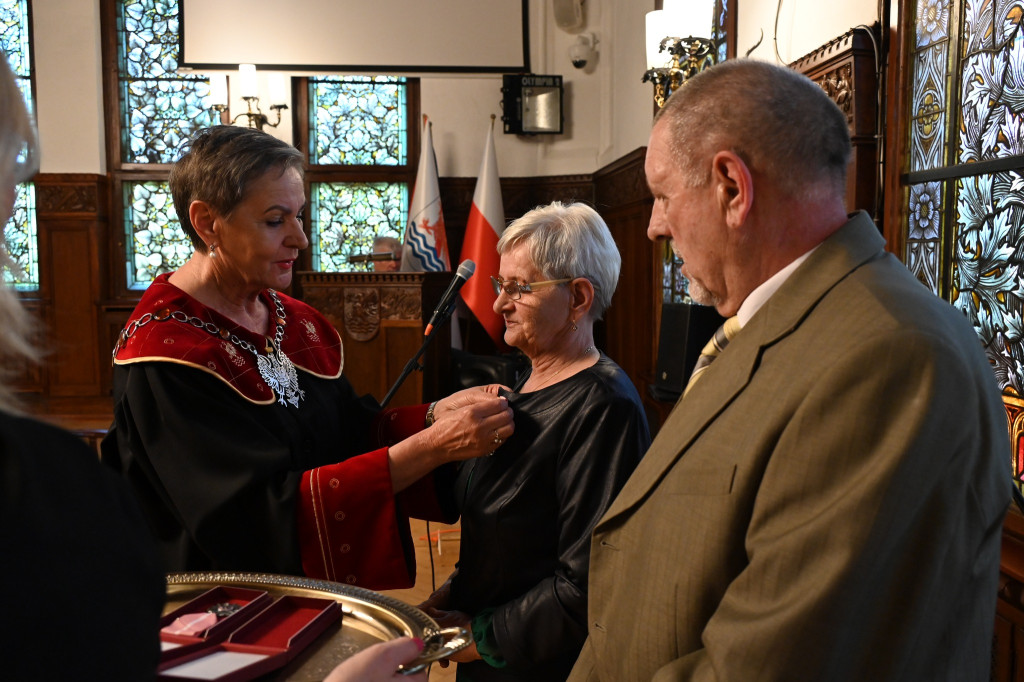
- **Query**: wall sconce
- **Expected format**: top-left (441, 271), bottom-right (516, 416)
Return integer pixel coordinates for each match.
top-left (208, 64), bottom-right (288, 131)
top-left (643, 0), bottom-right (716, 108)
top-left (569, 33), bottom-right (598, 70)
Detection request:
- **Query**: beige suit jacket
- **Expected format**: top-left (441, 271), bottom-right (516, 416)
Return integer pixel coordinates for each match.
top-left (570, 213), bottom-right (1010, 681)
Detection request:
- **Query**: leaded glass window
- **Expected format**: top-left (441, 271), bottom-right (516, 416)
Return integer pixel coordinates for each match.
top-left (310, 183), bottom-right (407, 272)
top-left (1, 0), bottom-right (38, 291)
top-left (308, 77), bottom-right (411, 273)
top-left (904, 0), bottom-right (1024, 393)
top-left (123, 181), bottom-right (191, 287)
top-left (112, 0), bottom-right (218, 289)
top-left (902, 0), bottom-right (1024, 483)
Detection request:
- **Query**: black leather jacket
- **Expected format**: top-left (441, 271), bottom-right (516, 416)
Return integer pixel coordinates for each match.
top-left (449, 355), bottom-right (650, 681)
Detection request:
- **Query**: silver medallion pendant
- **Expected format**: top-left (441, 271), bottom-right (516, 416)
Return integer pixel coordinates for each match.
top-left (257, 345), bottom-right (306, 407)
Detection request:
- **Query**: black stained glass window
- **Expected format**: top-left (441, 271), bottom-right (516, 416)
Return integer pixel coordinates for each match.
top-left (1, 0), bottom-right (37, 290)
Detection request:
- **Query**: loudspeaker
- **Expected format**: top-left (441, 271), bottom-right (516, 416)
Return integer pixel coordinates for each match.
top-left (651, 302), bottom-right (725, 401)
top-left (553, 0), bottom-right (584, 31)
top-left (451, 349), bottom-right (530, 391)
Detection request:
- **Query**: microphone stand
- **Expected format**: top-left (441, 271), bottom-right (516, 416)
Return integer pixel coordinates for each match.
top-left (380, 300), bottom-right (456, 408)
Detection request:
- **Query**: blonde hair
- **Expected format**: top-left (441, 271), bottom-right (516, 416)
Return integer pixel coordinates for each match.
top-left (0, 52), bottom-right (41, 412)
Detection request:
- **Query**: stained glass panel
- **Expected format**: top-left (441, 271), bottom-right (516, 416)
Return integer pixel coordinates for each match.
top-left (956, 0), bottom-right (1024, 164)
top-left (310, 77), bottom-right (407, 166)
top-left (910, 44), bottom-right (949, 171)
top-left (1, 0), bottom-right (37, 290)
top-left (951, 171), bottom-right (1024, 394)
top-left (310, 182), bottom-right (407, 272)
top-left (906, 181), bottom-right (944, 293)
top-left (117, 0), bottom-right (219, 164)
top-left (123, 181), bottom-right (191, 289)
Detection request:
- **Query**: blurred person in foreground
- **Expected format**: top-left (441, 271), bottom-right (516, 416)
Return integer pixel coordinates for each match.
top-left (0, 52), bottom-right (165, 680)
top-left (103, 125), bottom-right (513, 589)
top-left (421, 202), bottom-right (651, 680)
top-left (569, 59), bottom-right (1010, 681)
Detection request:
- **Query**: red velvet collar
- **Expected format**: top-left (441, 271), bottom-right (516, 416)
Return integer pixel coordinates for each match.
top-left (113, 273), bottom-right (343, 404)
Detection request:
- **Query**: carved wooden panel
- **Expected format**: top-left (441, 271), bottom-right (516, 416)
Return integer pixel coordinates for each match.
top-left (299, 271), bottom-right (452, 407)
top-left (791, 27), bottom-right (880, 218)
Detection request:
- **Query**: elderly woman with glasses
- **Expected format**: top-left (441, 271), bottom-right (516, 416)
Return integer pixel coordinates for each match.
top-left (420, 201), bottom-right (651, 681)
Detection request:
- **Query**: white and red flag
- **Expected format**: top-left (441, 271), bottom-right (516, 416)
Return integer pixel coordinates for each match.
top-left (401, 115), bottom-right (450, 272)
top-left (459, 117), bottom-right (507, 348)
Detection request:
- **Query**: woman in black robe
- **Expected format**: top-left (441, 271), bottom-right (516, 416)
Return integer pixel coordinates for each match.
top-left (420, 202), bottom-right (651, 681)
top-left (102, 125), bottom-right (514, 590)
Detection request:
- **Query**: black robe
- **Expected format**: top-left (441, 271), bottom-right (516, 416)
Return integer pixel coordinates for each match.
top-left (0, 411), bottom-right (165, 681)
top-left (102, 274), bottom-right (451, 588)
top-left (450, 355), bottom-right (651, 681)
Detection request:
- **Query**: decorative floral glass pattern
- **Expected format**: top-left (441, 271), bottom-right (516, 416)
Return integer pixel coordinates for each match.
top-left (952, 171), bottom-right (1024, 393)
top-left (115, 0), bottom-right (210, 288)
top-left (944, 0), bottom-right (1024, 397)
top-left (906, 181), bottom-right (944, 294)
top-left (910, 44), bottom-right (949, 172)
top-left (310, 183), bottom-right (407, 272)
top-left (310, 77), bottom-right (407, 166)
top-left (957, 0), bottom-right (1024, 164)
top-left (124, 181), bottom-right (191, 289)
top-left (1, 0), bottom-right (37, 290)
top-left (308, 76), bottom-right (410, 272)
top-left (117, 0), bottom-right (218, 164)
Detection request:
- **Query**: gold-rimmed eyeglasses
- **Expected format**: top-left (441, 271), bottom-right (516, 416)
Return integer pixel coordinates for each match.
top-left (491, 275), bottom-right (572, 301)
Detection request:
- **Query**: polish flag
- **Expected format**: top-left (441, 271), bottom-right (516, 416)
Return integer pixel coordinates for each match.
top-left (459, 118), bottom-right (506, 349)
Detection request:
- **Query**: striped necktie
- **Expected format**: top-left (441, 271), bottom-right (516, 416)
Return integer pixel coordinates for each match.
top-left (683, 316), bottom-right (741, 397)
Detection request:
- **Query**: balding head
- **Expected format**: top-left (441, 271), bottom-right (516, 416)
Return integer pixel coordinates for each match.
top-left (655, 59), bottom-right (852, 202)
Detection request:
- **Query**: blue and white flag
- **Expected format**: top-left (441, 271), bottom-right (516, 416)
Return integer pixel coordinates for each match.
top-left (401, 115), bottom-right (450, 272)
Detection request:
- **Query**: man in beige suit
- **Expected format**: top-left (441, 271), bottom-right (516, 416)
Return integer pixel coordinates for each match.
top-left (569, 60), bottom-right (1010, 681)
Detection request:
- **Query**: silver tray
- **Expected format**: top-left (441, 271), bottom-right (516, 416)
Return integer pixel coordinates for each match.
top-left (165, 571), bottom-right (442, 680)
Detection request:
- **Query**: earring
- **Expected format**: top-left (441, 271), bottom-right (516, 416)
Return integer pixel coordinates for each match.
top-left (209, 243), bottom-right (217, 259)
top-left (571, 320), bottom-right (578, 332)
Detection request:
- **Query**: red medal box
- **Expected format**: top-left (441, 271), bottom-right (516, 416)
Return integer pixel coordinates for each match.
top-left (160, 586), bottom-right (273, 663)
top-left (158, 595), bottom-right (342, 681)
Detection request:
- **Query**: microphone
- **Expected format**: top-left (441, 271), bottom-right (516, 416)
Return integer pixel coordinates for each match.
top-left (424, 259), bottom-right (476, 336)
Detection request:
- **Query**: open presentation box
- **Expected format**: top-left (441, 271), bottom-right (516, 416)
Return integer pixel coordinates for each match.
top-left (159, 594), bottom-right (341, 681)
top-left (160, 586), bottom-right (273, 664)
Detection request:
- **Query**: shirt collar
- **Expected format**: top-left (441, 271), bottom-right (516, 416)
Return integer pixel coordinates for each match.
top-left (736, 245), bottom-right (820, 327)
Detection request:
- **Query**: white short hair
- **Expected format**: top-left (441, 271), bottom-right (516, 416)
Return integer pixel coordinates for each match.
top-left (497, 201), bottom-right (621, 319)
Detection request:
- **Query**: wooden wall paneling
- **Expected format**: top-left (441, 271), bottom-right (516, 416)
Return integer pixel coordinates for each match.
top-left (298, 271), bottom-right (452, 407)
top-left (592, 148), bottom-right (661, 426)
top-left (33, 174), bottom-right (108, 398)
top-left (1000, 510), bottom-right (1024, 681)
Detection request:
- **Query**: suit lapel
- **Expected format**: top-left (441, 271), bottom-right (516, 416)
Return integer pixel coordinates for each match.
top-left (601, 213), bottom-right (886, 523)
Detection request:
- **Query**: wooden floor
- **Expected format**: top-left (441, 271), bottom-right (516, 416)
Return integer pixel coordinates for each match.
top-left (381, 518), bottom-right (461, 681)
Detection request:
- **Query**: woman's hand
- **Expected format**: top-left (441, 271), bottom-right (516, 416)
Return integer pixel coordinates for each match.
top-left (425, 394), bottom-right (513, 462)
top-left (387, 394), bottom-right (513, 491)
top-left (323, 637), bottom-right (426, 681)
top-left (434, 385), bottom-right (509, 416)
top-left (416, 608), bottom-right (481, 667)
